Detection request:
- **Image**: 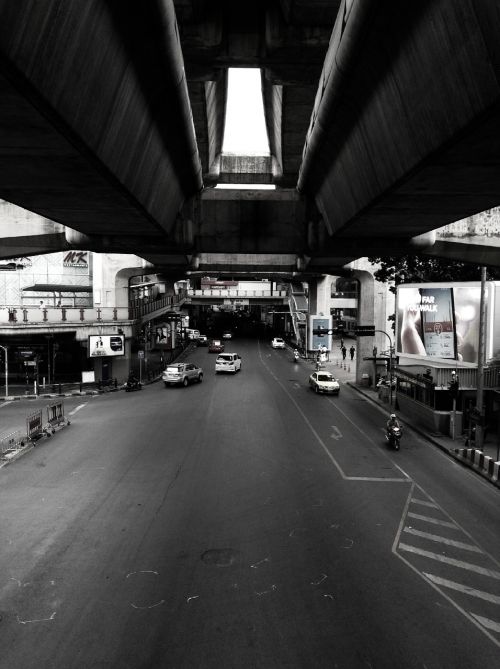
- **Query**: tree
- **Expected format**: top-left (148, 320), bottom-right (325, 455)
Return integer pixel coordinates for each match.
top-left (367, 255), bottom-right (500, 292)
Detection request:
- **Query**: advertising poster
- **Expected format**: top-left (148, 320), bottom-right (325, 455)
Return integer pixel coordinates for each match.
top-left (309, 315), bottom-right (332, 351)
top-left (88, 335), bottom-right (124, 357)
top-left (396, 284), bottom-right (482, 363)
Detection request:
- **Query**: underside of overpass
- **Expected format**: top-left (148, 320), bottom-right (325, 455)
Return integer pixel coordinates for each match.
top-left (1, 1), bottom-right (500, 278)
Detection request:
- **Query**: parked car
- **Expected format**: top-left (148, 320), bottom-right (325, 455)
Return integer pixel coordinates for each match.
top-left (162, 362), bottom-right (203, 387)
top-left (209, 339), bottom-right (224, 353)
top-left (222, 330), bottom-right (233, 340)
top-left (197, 334), bottom-right (208, 346)
top-left (309, 371), bottom-right (340, 395)
top-left (215, 353), bottom-right (242, 373)
top-left (271, 337), bottom-right (285, 349)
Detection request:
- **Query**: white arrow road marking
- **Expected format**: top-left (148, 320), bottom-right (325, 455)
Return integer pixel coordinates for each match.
top-left (330, 426), bottom-right (342, 440)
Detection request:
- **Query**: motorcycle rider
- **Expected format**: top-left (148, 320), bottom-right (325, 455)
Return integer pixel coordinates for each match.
top-left (386, 413), bottom-right (401, 436)
top-left (293, 349), bottom-right (299, 362)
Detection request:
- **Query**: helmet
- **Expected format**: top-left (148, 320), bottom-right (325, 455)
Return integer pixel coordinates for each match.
top-left (390, 414), bottom-right (396, 419)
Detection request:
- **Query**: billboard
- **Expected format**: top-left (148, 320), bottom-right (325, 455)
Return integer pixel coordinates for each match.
top-left (309, 315), bottom-right (332, 351)
top-left (396, 283), bottom-right (487, 364)
top-left (88, 335), bottom-right (124, 358)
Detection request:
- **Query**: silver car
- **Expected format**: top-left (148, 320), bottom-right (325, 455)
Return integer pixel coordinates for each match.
top-left (162, 362), bottom-right (203, 387)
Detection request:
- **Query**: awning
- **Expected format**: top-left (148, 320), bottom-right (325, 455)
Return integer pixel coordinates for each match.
top-left (22, 284), bottom-right (91, 293)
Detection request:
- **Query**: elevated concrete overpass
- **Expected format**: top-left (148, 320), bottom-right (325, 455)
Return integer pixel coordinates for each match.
top-left (1, 1), bottom-right (500, 277)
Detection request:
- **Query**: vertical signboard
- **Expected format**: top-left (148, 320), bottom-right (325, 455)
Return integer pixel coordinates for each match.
top-left (309, 315), bottom-right (332, 351)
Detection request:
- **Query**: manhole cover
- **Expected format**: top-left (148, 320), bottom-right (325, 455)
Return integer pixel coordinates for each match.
top-left (201, 548), bottom-right (240, 567)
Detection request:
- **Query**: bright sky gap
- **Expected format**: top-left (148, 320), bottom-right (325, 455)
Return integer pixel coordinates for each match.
top-left (222, 68), bottom-right (270, 155)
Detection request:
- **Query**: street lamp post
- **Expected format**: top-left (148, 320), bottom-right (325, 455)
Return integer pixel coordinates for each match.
top-left (0, 344), bottom-right (8, 399)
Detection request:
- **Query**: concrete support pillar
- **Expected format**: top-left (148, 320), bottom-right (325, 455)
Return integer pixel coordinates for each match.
top-left (307, 276), bottom-right (331, 317)
top-left (351, 270), bottom-right (376, 384)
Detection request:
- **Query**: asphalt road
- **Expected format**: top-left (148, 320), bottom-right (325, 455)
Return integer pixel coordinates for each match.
top-left (0, 339), bottom-right (499, 668)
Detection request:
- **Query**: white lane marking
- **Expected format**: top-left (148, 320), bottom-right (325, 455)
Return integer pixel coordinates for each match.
top-left (257, 342), bottom-right (409, 483)
top-left (68, 403), bottom-right (87, 416)
top-left (0, 400), bottom-right (13, 409)
top-left (399, 544), bottom-right (500, 579)
top-left (410, 498), bottom-right (438, 508)
top-left (403, 527), bottom-right (483, 552)
top-left (424, 573), bottom-right (500, 605)
top-left (393, 485), bottom-right (500, 649)
top-left (470, 613), bottom-right (500, 634)
top-left (407, 512), bottom-right (458, 529)
top-left (330, 426), bottom-right (342, 440)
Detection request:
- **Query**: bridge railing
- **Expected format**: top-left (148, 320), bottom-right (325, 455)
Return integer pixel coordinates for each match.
top-left (0, 306), bottom-right (131, 325)
top-left (188, 289), bottom-right (287, 297)
top-left (0, 292), bottom-right (187, 325)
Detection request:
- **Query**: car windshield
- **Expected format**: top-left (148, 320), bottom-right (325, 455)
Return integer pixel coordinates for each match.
top-left (167, 366), bottom-right (181, 372)
top-left (217, 355), bottom-right (231, 361)
top-left (317, 374), bottom-right (334, 382)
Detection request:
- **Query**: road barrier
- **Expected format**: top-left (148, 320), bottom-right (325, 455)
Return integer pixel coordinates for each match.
top-left (0, 430), bottom-right (25, 457)
top-left (26, 409), bottom-right (44, 442)
top-left (44, 401), bottom-right (70, 434)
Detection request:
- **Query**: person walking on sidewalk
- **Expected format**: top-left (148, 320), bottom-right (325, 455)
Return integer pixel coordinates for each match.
top-left (341, 345), bottom-right (347, 360)
top-left (349, 345), bottom-right (355, 360)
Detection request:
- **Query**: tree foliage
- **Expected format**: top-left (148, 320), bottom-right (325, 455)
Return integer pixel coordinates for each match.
top-left (367, 255), bottom-right (500, 292)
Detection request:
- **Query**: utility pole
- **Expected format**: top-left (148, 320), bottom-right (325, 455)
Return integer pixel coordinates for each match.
top-left (0, 345), bottom-right (8, 399)
top-left (475, 266), bottom-right (487, 448)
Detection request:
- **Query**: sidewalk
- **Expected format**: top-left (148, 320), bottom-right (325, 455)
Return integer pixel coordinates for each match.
top-left (310, 351), bottom-right (500, 489)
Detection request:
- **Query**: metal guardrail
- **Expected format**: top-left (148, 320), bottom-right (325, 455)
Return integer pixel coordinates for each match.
top-left (44, 401), bottom-right (70, 434)
top-left (0, 430), bottom-right (25, 457)
top-left (26, 409), bottom-right (44, 441)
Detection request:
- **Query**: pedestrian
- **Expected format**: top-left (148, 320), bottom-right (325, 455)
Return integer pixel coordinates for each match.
top-left (340, 337), bottom-right (344, 348)
top-left (349, 345), bottom-right (355, 360)
top-left (38, 299), bottom-right (45, 309)
top-left (341, 345), bottom-right (347, 360)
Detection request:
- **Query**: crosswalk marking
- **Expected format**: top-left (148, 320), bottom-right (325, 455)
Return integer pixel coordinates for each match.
top-left (407, 512), bottom-right (458, 529)
top-left (410, 498), bottom-right (437, 508)
top-left (399, 544), bottom-right (500, 579)
top-left (424, 573), bottom-right (500, 605)
top-left (403, 527), bottom-right (482, 552)
top-left (470, 613), bottom-right (500, 633)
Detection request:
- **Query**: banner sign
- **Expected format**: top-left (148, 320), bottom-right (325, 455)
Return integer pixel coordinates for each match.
top-left (88, 335), bottom-right (124, 357)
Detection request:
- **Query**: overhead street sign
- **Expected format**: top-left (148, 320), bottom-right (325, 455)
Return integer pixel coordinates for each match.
top-left (354, 326), bottom-right (376, 336)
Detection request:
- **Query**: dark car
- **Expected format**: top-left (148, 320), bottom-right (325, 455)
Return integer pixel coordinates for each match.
top-left (209, 339), bottom-right (224, 353)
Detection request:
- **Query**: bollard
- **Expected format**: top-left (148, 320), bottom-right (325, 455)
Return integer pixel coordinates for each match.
top-left (79, 383), bottom-right (83, 392)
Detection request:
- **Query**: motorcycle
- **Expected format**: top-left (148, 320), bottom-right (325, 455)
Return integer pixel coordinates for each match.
top-left (125, 378), bottom-right (142, 392)
top-left (386, 425), bottom-right (402, 450)
top-left (293, 351), bottom-right (300, 363)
